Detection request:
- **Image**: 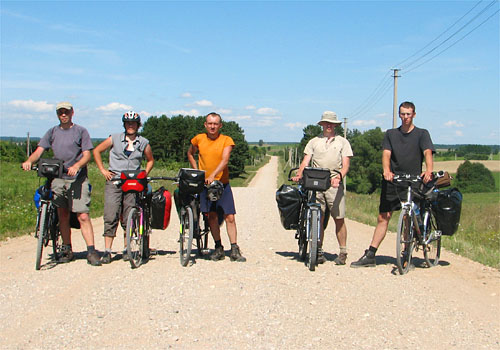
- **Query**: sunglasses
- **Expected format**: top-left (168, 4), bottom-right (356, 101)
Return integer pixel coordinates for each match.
top-left (56, 109), bottom-right (72, 116)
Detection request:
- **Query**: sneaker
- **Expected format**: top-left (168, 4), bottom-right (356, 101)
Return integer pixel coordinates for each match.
top-left (317, 248), bottom-right (326, 264)
top-left (87, 251), bottom-right (102, 266)
top-left (210, 246), bottom-right (225, 261)
top-left (230, 245), bottom-right (246, 262)
top-left (350, 249), bottom-right (376, 268)
top-left (122, 250), bottom-right (130, 262)
top-left (101, 251), bottom-right (112, 264)
top-left (59, 249), bottom-right (74, 263)
top-left (334, 252), bottom-right (348, 265)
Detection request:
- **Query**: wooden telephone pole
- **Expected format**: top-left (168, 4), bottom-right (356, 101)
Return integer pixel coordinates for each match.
top-left (392, 68), bottom-right (400, 128)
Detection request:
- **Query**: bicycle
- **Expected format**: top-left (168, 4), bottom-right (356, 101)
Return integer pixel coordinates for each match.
top-left (29, 159), bottom-right (64, 270)
top-left (172, 168), bottom-right (213, 267)
top-left (393, 172), bottom-right (445, 275)
top-left (118, 170), bottom-right (172, 269)
top-left (288, 167), bottom-right (339, 271)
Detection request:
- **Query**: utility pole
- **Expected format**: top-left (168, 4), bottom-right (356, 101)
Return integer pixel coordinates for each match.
top-left (26, 132), bottom-right (30, 157)
top-left (392, 68), bottom-right (400, 128)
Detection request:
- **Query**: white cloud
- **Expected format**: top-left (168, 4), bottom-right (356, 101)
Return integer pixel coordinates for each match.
top-left (375, 113), bottom-right (389, 119)
top-left (138, 110), bottom-right (152, 118)
top-left (256, 107), bottom-right (279, 115)
top-left (455, 130), bottom-right (464, 136)
top-left (96, 102), bottom-right (133, 112)
top-left (245, 105), bottom-right (256, 110)
top-left (216, 108), bottom-right (232, 115)
top-left (444, 120), bottom-right (464, 128)
top-left (285, 122), bottom-right (306, 130)
top-left (227, 115), bottom-right (251, 121)
top-left (8, 99), bottom-right (54, 112)
top-left (169, 109), bottom-right (199, 116)
top-left (180, 92), bottom-right (192, 98)
top-left (353, 120), bottom-right (376, 127)
top-left (194, 100), bottom-right (213, 107)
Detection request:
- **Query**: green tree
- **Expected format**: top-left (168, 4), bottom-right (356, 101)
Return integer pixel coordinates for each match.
top-left (258, 139), bottom-right (264, 147)
top-left (455, 160), bottom-right (495, 193)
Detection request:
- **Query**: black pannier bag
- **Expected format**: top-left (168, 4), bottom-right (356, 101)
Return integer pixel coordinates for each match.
top-left (151, 187), bottom-right (172, 230)
top-left (178, 168), bottom-right (205, 194)
top-left (37, 158), bottom-right (63, 178)
top-left (276, 184), bottom-right (302, 230)
top-left (431, 188), bottom-right (462, 236)
top-left (302, 167), bottom-right (331, 191)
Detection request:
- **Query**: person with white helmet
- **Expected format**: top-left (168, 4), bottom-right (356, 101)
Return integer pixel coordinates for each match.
top-left (93, 111), bottom-right (154, 264)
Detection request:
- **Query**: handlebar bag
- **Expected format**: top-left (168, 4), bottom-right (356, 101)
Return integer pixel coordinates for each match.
top-left (121, 170), bottom-right (148, 193)
top-left (302, 167), bottom-right (331, 191)
top-left (276, 184), bottom-right (302, 230)
top-left (179, 168), bottom-right (205, 194)
top-left (435, 171), bottom-right (452, 188)
top-left (38, 158), bottom-right (63, 178)
top-left (431, 187), bottom-right (462, 236)
top-left (151, 187), bottom-right (172, 230)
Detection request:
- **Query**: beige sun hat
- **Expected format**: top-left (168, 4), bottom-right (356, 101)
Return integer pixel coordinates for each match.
top-left (56, 101), bottom-right (73, 110)
top-left (318, 111), bottom-right (341, 125)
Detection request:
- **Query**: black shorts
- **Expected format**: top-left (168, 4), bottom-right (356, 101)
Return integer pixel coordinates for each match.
top-left (378, 179), bottom-right (415, 213)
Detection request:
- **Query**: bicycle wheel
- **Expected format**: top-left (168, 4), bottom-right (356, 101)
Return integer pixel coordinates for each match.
top-left (180, 206), bottom-right (194, 266)
top-left (423, 213), bottom-right (441, 267)
top-left (35, 203), bottom-right (49, 270)
top-left (307, 208), bottom-right (319, 271)
top-left (126, 208), bottom-right (143, 268)
top-left (396, 209), bottom-right (414, 275)
top-left (49, 206), bottom-right (62, 262)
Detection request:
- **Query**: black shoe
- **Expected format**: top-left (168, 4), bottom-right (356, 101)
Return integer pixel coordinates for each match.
top-left (122, 250), bottom-right (130, 262)
top-left (230, 245), bottom-right (246, 262)
top-left (350, 250), bottom-right (376, 268)
top-left (101, 251), bottom-right (112, 264)
top-left (210, 246), bottom-right (225, 261)
top-left (334, 252), bottom-right (348, 265)
top-left (87, 251), bottom-right (102, 266)
top-left (317, 248), bottom-right (326, 264)
top-left (59, 249), bottom-right (74, 263)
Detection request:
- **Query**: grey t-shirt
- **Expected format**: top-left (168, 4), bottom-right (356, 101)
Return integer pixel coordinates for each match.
top-left (38, 124), bottom-right (93, 179)
top-left (108, 133), bottom-right (150, 174)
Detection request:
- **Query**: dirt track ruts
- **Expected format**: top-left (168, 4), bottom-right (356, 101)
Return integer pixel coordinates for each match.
top-left (0, 156), bottom-right (499, 349)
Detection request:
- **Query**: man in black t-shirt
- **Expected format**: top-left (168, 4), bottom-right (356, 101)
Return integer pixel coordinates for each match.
top-left (351, 101), bottom-right (435, 267)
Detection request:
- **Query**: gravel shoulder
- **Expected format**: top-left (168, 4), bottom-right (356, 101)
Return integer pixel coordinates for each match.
top-left (0, 156), bottom-right (499, 349)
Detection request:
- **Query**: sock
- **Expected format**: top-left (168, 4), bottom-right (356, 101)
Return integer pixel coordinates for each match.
top-left (105, 248), bottom-right (112, 253)
top-left (215, 240), bottom-right (222, 248)
top-left (368, 246), bottom-right (377, 254)
top-left (339, 246), bottom-right (347, 254)
top-left (62, 244), bottom-right (72, 251)
top-left (87, 245), bottom-right (96, 253)
top-left (231, 243), bottom-right (238, 249)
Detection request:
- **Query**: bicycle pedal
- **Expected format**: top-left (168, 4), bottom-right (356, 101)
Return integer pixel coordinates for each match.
top-left (149, 248), bottom-right (158, 255)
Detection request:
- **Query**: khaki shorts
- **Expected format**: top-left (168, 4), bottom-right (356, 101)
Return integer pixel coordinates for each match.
top-left (316, 185), bottom-right (345, 219)
top-left (52, 177), bottom-right (91, 213)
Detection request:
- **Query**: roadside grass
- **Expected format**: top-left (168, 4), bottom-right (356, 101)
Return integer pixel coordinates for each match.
top-left (231, 156), bottom-right (270, 187)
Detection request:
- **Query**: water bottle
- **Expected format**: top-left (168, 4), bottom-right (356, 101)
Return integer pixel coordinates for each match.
top-left (413, 203), bottom-right (423, 233)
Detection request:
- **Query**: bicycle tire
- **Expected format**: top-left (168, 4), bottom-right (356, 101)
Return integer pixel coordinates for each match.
top-left (297, 227), bottom-right (308, 262)
top-left (35, 203), bottom-right (49, 270)
top-left (49, 205), bottom-right (62, 262)
top-left (307, 208), bottom-right (319, 271)
top-left (180, 206), bottom-right (194, 266)
top-left (126, 208), bottom-right (143, 268)
top-left (396, 209), bottom-right (414, 275)
top-left (423, 213), bottom-right (441, 267)
top-left (197, 230), bottom-right (210, 256)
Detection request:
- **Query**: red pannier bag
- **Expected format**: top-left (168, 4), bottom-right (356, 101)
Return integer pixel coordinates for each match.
top-left (151, 186), bottom-right (172, 230)
top-left (121, 170), bottom-right (148, 193)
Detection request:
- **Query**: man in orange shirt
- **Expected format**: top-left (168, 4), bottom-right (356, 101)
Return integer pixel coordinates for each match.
top-left (187, 112), bottom-right (246, 262)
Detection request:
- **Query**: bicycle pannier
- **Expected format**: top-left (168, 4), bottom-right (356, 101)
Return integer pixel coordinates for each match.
top-left (276, 184), bottom-right (302, 230)
top-left (302, 167), bottom-right (331, 191)
top-left (37, 158), bottom-right (63, 178)
top-left (151, 187), bottom-right (172, 230)
top-left (179, 168), bottom-right (205, 194)
top-left (121, 170), bottom-right (148, 193)
top-left (431, 187), bottom-right (462, 236)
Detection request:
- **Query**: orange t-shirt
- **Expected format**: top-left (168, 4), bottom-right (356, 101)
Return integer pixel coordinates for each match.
top-left (191, 133), bottom-right (235, 184)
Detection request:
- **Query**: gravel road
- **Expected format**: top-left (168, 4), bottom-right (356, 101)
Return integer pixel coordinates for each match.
top-left (1, 156), bottom-right (499, 349)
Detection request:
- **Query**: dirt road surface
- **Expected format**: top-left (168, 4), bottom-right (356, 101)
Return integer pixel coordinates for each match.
top-left (1, 156), bottom-right (499, 349)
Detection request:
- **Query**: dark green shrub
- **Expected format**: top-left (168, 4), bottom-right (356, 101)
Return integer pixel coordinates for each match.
top-left (455, 160), bottom-right (495, 193)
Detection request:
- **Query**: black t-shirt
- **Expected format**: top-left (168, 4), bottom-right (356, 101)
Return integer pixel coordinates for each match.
top-left (382, 126), bottom-right (435, 175)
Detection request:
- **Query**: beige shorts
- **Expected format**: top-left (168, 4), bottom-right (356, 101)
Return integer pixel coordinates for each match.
top-left (316, 185), bottom-right (345, 219)
top-left (52, 177), bottom-right (91, 213)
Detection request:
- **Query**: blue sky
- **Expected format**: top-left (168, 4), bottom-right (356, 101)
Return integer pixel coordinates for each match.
top-left (1, 1), bottom-right (499, 144)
